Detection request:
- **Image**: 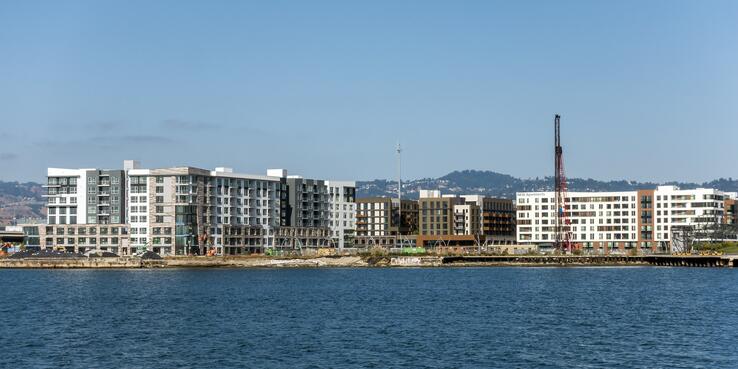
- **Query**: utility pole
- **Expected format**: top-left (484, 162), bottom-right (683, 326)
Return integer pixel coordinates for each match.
top-left (478, 200), bottom-right (483, 255)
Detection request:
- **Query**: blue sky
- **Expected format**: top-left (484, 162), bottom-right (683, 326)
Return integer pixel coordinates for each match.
top-left (1, 0), bottom-right (737, 183)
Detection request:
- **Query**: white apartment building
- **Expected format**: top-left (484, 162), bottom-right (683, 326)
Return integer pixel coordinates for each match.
top-left (125, 165), bottom-right (283, 255)
top-left (209, 167), bottom-right (282, 230)
top-left (516, 186), bottom-right (727, 252)
top-left (325, 180), bottom-right (356, 250)
top-left (653, 186), bottom-right (727, 244)
top-left (356, 197), bottom-right (400, 237)
top-left (45, 168), bottom-right (87, 225)
top-left (126, 172), bottom-right (151, 253)
top-left (45, 168), bottom-right (126, 225)
top-left (453, 204), bottom-right (480, 235)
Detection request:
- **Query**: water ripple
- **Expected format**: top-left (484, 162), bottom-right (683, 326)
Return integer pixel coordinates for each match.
top-left (1, 267), bottom-right (737, 368)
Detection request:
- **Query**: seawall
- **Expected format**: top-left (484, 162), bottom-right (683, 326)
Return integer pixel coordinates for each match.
top-left (0, 255), bottom-right (735, 269)
top-left (0, 256), bottom-right (366, 269)
top-left (0, 257), bottom-right (165, 269)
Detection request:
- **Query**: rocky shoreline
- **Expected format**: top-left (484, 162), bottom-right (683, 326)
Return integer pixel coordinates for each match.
top-left (1, 254), bottom-right (736, 268)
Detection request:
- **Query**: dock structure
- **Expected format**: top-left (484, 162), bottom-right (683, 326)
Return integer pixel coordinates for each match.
top-left (441, 255), bottom-right (738, 268)
top-left (642, 255), bottom-right (736, 268)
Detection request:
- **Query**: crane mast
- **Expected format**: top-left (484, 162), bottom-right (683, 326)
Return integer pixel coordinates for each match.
top-left (554, 114), bottom-right (572, 253)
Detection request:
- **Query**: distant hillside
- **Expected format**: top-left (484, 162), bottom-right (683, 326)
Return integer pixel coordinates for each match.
top-left (2, 172), bottom-right (738, 224)
top-left (0, 181), bottom-right (46, 224)
top-left (357, 170), bottom-right (738, 199)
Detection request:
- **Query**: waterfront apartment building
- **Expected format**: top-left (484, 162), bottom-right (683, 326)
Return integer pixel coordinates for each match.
top-left (40, 162), bottom-right (347, 256)
top-left (452, 203), bottom-right (481, 235)
top-left (126, 166), bottom-right (284, 256)
top-left (516, 186), bottom-right (728, 252)
top-left (272, 173), bottom-right (356, 250)
top-left (325, 180), bottom-right (356, 250)
top-left (45, 168), bottom-right (126, 225)
top-left (281, 176), bottom-right (330, 228)
top-left (354, 197), bottom-right (418, 247)
top-left (418, 191), bottom-right (515, 240)
top-left (418, 190), bottom-right (465, 236)
top-left (356, 197), bottom-right (418, 237)
top-left (462, 195), bottom-right (517, 240)
top-left (126, 166), bottom-right (211, 256)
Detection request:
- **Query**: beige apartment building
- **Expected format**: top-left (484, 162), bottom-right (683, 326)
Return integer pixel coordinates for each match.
top-left (355, 197), bottom-right (418, 247)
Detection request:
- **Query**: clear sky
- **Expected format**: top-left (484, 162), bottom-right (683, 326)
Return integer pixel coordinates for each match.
top-left (1, 0), bottom-right (737, 183)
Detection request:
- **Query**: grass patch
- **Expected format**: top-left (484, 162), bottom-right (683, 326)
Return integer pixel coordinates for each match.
top-left (696, 242), bottom-right (738, 254)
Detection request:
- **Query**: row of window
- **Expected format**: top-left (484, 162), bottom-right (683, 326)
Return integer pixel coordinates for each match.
top-left (47, 216), bottom-right (77, 225)
top-left (46, 237), bottom-right (121, 245)
top-left (329, 221), bottom-right (354, 227)
top-left (519, 231), bottom-right (677, 241)
top-left (46, 226), bottom-right (125, 235)
top-left (47, 177), bottom-right (78, 185)
top-left (130, 206), bottom-right (148, 213)
top-left (47, 197), bottom-right (78, 204)
top-left (47, 186), bottom-right (77, 195)
top-left (48, 207), bottom-right (78, 215)
top-left (520, 194), bottom-right (726, 204)
top-left (519, 196), bottom-right (636, 204)
top-left (358, 202), bottom-right (390, 210)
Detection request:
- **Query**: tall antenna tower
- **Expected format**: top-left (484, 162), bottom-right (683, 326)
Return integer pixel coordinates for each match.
top-left (554, 114), bottom-right (572, 253)
top-left (397, 142), bottom-right (402, 236)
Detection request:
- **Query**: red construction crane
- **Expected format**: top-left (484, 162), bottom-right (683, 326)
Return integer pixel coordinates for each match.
top-left (554, 114), bottom-right (573, 253)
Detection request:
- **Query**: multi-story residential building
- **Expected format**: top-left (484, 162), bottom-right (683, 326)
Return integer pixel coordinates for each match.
top-left (281, 176), bottom-right (330, 228)
top-left (126, 166), bottom-right (211, 256)
top-left (452, 203), bottom-right (481, 235)
top-left (516, 186), bottom-right (727, 252)
top-left (356, 198), bottom-right (418, 237)
top-left (126, 165), bottom-right (342, 256)
top-left (417, 191), bottom-right (516, 246)
top-left (356, 197), bottom-right (393, 238)
top-left (418, 190), bottom-right (465, 236)
top-left (462, 195), bottom-right (516, 242)
top-left (355, 197), bottom-right (418, 247)
top-left (325, 180), bottom-right (356, 250)
top-left (398, 200), bottom-right (420, 235)
top-left (39, 162), bottom-right (350, 256)
top-left (45, 168), bottom-right (126, 225)
top-left (210, 167), bottom-right (282, 254)
top-left (126, 166), bottom-right (283, 256)
top-left (355, 190), bottom-right (515, 248)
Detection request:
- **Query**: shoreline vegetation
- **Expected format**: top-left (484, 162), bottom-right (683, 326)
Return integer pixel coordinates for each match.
top-left (1, 253), bottom-right (736, 269)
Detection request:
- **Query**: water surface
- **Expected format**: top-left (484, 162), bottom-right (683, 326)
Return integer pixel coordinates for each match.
top-left (1, 267), bottom-right (736, 368)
